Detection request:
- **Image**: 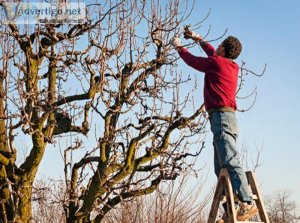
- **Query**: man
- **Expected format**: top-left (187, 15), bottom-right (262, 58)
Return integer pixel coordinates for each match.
top-left (170, 29), bottom-right (258, 222)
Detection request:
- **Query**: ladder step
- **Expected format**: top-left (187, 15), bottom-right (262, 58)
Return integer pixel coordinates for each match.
top-left (221, 194), bottom-right (258, 202)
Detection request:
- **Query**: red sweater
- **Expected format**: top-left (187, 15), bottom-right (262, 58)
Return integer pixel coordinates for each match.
top-left (178, 42), bottom-right (239, 111)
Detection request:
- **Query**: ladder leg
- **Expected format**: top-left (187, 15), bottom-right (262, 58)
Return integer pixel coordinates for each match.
top-left (208, 172), bottom-right (227, 223)
top-left (208, 169), bottom-right (239, 223)
top-left (223, 169), bottom-right (238, 223)
top-left (246, 171), bottom-right (270, 223)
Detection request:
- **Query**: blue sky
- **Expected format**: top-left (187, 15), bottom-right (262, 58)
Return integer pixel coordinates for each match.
top-left (183, 0), bottom-right (300, 210)
top-left (32, 0), bottom-right (300, 213)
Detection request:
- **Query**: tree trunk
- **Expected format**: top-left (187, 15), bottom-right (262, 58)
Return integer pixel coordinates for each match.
top-left (15, 181), bottom-right (33, 223)
top-left (0, 62), bottom-right (14, 222)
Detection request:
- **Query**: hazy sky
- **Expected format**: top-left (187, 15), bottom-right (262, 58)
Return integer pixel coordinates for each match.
top-left (34, 0), bottom-right (300, 213)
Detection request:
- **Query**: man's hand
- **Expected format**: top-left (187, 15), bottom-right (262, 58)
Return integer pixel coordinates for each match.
top-left (184, 28), bottom-right (202, 42)
top-left (170, 34), bottom-right (182, 50)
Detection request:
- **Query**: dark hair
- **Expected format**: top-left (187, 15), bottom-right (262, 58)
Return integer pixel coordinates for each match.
top-left (222, 36), bottom-right (242, 59)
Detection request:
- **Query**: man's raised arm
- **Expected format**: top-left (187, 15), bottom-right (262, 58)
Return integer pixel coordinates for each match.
top-left (183, 27), bottom-right (216, 56)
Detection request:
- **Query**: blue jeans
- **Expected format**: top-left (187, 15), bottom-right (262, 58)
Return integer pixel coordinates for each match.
top-left (209, 111), bottom-right (252, 203)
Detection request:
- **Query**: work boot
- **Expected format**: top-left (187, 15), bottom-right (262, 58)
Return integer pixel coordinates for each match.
top-left (237, 202), bottom-right (258, 221)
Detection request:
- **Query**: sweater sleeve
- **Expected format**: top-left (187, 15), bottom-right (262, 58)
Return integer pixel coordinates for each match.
top-left (199, 42), bottom-right (215, 56)
top-left (178, 47), bottom-right (214, 73)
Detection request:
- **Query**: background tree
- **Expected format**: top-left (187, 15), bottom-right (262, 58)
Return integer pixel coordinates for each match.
top-left (0, 0), bottom-right (210, 222)
top-left (266, 190), bottom-right (300, 223)
top-left (31, 174), bottom-right (212, 223)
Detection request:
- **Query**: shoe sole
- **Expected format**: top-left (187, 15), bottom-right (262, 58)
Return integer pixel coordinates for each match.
top-left (237, 207), bottom-right (259, 221)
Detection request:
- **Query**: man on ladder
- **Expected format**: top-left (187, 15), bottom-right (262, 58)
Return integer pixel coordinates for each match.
top-left (170, 28), bottom-right (258, 222)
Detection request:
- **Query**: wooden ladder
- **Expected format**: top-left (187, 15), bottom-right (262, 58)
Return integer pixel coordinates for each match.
top-left (207, 168), bottom-right (270, 223)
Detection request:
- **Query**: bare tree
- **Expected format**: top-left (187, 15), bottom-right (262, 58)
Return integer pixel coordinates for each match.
top-left (32, 179), bottom-right (66, 223)
top-left (31, 174), bottom-right (212, 223)
top-left (0, 0), bottom-right (210, 222)
top-left (266, 190), bottom-right (300, 223)
top-left (102, 174), bottom-right (212, 223)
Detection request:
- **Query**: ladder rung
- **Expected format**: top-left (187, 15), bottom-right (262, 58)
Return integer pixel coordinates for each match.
top-left (221, 194), bottom-right (258, 202)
